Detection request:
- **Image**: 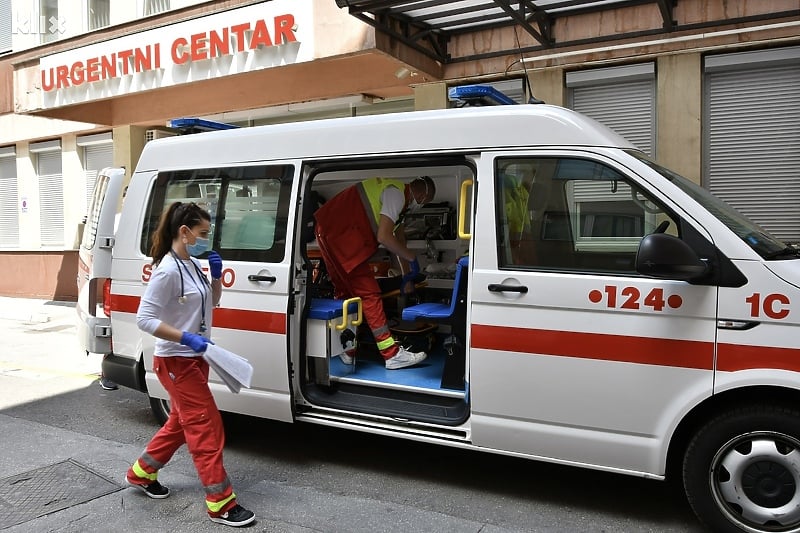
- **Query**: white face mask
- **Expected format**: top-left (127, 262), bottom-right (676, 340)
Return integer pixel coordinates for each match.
top-left (408, 179), bottom-right (429, 212)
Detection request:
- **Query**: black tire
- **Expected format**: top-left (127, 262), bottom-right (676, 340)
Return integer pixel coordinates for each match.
top-left (148, 396), bottom-right (170, 426)
top-left (683, 404), bottom-right (800, 533)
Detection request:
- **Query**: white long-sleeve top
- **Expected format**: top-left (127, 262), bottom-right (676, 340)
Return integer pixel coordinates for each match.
top-left (137, 253), bottom-right (214, 357)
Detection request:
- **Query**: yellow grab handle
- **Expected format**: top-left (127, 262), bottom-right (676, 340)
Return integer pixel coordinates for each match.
top-left (335, 297), bottom-right (363, 330)
top-left (458, 179), bottom-right (473, 239)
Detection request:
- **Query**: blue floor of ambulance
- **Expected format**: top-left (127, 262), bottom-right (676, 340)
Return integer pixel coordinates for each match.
top-left (330, 347), bottom-right (457, 391)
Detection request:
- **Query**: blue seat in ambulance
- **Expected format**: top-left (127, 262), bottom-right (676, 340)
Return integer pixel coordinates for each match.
top-left (402, 256), bottom-right (469, 322)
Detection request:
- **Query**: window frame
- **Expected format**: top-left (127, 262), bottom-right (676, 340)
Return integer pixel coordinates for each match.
top-left (140, 164), bottom-right (294, 263)
top-left (494, 155), bottom-right (682, 276)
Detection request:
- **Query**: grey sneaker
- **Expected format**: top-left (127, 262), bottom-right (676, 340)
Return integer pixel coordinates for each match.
top-left (385, 346), bottom-right (427, 370)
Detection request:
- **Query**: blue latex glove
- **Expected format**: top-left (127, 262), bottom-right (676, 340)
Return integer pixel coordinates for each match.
top-left (402, 258), bottom-right (420, 283)
top-left (180, 331), bottom-right (213, 353)
top-left (207, 251), bottom-right (223, 280)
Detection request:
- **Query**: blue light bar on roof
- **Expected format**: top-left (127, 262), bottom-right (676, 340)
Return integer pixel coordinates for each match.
top-left (448, 84), bottom-right (517, 106)
top-left (167, 118), bottom-right (240, 133)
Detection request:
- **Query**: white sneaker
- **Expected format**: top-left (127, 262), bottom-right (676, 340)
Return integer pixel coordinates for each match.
top-left (385, 346), bottom-right (427, 370)
top-left (339, 350), bottom-right (355, 365)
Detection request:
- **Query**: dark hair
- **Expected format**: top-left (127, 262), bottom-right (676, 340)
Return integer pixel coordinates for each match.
top-left (413, 176), bottom-right (436, 201)
top-left (150, 202), bottom-right (211, 265)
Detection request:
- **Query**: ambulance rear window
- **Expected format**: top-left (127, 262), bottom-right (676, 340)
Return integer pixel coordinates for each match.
top-left (82, 173), bottom-right (110, 250)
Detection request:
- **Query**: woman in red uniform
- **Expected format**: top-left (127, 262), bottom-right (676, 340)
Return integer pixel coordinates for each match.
top-left (125, 201), bottom-right (255, 527)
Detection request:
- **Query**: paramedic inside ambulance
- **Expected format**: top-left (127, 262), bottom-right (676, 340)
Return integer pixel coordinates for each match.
top-left (314, 176), bottom-right (436, 369)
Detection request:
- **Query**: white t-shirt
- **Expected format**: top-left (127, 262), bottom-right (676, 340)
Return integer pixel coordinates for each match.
top-left (137, 253), bottom-right (214, 357)
top-left (379, 185), bottom-right (406, 223)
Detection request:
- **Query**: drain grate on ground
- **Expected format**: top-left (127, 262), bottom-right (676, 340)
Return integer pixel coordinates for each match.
top-left (0, 459), bottom-right (121, 529)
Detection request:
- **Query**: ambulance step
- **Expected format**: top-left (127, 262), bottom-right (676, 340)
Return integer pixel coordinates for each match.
top-left (303, 383), bottom-right (468, 426)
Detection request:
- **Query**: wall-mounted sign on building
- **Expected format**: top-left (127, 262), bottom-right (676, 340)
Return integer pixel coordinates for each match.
top-left (37, 0), bottom-right (313, 109)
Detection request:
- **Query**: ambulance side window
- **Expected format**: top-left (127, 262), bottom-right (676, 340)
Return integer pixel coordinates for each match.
top-left (495, 157), bottom-right (680, 274)
top-left (141, 165), bottom-right (293, 262)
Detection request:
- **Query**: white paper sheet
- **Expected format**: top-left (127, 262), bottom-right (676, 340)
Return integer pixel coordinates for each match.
top-left (203, 344), bottom-right (253, 394)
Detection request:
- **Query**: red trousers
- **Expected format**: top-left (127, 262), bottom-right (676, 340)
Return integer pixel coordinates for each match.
top-left (126, 356), bottom-right (236, 516)
top-left (317, 237), bottom-right (398, 360)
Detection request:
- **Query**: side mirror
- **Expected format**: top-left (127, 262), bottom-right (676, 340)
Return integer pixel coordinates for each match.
top-left (636, 233), bottom-right (709, 280)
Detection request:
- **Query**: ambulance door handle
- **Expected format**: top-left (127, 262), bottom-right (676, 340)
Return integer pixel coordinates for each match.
top-left (488, 284), bottom-right (528, 294)
top-left (248, 274), bottom-right (277, 282)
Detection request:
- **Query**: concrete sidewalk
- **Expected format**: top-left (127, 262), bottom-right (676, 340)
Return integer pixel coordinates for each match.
top-left (1, 413), bottom-right (500, 533)
top-left (0, 297), bottom-right (499, 532)
top-left (0, 296), bottom-right (78, 324)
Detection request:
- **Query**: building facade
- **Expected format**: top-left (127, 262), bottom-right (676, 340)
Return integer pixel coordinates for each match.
top-left (0, 0), bottom-right (798, 299)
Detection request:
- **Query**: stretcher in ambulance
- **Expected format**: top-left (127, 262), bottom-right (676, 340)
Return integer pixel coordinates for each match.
top-left (78, 105), bottom-right (800, 533)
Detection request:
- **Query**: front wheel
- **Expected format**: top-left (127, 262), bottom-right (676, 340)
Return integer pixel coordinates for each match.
top-left (148, 396), bottom-right (170, 426)
top-left (683, 404), bottom-right (800, 533)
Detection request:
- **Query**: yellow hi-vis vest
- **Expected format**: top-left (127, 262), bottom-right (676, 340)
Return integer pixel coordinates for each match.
top-left (359, 178), bottom-right (407, 225)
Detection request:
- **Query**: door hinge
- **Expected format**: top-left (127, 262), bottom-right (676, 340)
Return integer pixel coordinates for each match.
top-left (99, 236), bottom-right (115, 249)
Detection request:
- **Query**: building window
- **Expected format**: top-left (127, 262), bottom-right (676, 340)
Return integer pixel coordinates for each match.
top-left (31, 140), bottom-right (63, 247)
top-left (39, 0), bottom-right (58, 43)
top-left (0, 0), bottom-right (12, 53)
top-left (143, 0), bottom-right (169, 16)
top-left (0, 147), bottom-right (19, 248)
top-left (88, 0), bottom-right (110, 30)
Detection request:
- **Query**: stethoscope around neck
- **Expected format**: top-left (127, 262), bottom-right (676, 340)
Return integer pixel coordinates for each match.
top-left (169, 249), bottom-right (210, 333)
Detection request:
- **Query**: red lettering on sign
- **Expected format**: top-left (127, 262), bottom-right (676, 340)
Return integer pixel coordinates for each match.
top-left (190, 32), bottom-right (208, 61)
top-left (590, 285), bottom-right (683, 312)
top-left (621, 287), bottom-right (640, 310)
top-left (230, 23), bottom-right (250, 52)
top-left (86, 57), bottom-right (100, 82)
top-left (56, 65), bottom-right (69, 89)
top-left (745, 292), bottom-right (790, 319)
top-left (222, 268), bottom-right (235, 288)
top-left (764, 293), bottom-right (790, 319)
top-left (250, 19), bottom-right (273, 48)
top-left (142, 263), bottom-right (153, 283)
top-left (70, 62), bottom-right (85, 85)
top-left (41, 15), bottom-right (300, 92)
top-left (117, 49), bottom-right (133, 75)
top-left (171, 37), bottom-right (189, 64)
top-left (209, 28), bottom-right (229, 57)
top-left (100, 54), bottom-right (116, 79)
top-left (274, 14), bottom-right (297, 44)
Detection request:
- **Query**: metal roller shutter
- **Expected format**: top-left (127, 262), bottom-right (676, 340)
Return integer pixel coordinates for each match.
top-left (37, 151), bottom-right (64, 246)
top-left (84, 143), bottom-right (113, 212)
top-left (0, 155), bottom-right (18, 247)
top-left (705, 53), bottom-right (800, 242)
top-left (567, 64), bottom-right (655, 203)
top-left (570, 80), bottom-right (655, 156)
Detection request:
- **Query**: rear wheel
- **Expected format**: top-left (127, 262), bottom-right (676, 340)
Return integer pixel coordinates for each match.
top-left (148, 396), bottom-right (170, 426)
top-left (683, 404), bottom-right (800, 533)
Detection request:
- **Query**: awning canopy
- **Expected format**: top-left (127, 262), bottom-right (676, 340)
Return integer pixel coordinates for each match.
top-left (334, 0), bottom-right (800, 64)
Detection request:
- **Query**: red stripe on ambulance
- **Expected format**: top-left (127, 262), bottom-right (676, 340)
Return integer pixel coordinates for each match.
top-left (213, 307), bottom-right (286, 334)
top-left (110, 294), bottom-right (285, 334)
top-left (471, 324), bottom-right (713, 370)
top-left (717, 343), bottom-right (800, 373)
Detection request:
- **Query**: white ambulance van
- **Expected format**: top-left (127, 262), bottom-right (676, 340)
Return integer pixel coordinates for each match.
top-left (78, 105), bottom-right (800, 533)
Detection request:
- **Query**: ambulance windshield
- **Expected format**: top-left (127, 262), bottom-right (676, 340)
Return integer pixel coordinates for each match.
top-left (626, 150), bottom-right (795, 260)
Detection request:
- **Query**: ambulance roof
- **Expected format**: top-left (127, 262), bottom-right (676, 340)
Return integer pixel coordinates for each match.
top-left (135, 104), bottom-right (635, 171)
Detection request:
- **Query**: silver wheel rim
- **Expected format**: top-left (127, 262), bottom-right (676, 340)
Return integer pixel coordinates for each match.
top-left (710, 431), bottom-right (800, 532)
